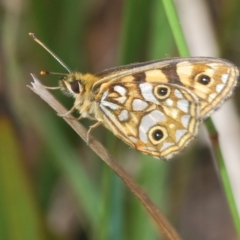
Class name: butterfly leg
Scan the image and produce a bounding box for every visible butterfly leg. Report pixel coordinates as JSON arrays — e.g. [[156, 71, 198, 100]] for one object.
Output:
[[43, 86, 62, 90], [86, 121, 102, 144], [58, 105, 76, 117], [59, 114, 82, 121]]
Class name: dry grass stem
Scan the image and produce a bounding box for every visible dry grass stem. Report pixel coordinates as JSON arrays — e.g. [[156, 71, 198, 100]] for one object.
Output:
[[28, 74, 182, 240]]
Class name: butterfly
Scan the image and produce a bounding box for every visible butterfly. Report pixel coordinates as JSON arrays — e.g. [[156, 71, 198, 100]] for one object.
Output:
[[29, 33, 239, 159]]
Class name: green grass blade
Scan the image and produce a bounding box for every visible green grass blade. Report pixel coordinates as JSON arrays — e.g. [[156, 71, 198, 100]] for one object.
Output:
[[162, 0, 240, 237], [161, 0, 189, 56], [0, 118, 46, 240]]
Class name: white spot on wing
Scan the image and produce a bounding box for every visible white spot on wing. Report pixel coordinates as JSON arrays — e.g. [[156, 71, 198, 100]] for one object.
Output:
[[181, 115, 190, 128], [139, 110, 166, 143], [118, 109, 129, 121], [216, 84, 224, 93], [102, 90, 108, 101], [132, 99, 148, 111], [151, 110, 166, 122], [208, 93, 217, 102], [114, 85, 127, 96], [160, 142, 174, 151], [221, 74, 228, 83], [139, 83, 159, 104], [115, 96, 127, 104], [99, 102, 133, 137], [101, 90, 120, 110], [177, 100, 189, 113], [175, 129, 187, 142], [101, 101, 120, 110], [166, 98, 173, 106], [174, 89, 183, 99], [170, 109, 179, 119]]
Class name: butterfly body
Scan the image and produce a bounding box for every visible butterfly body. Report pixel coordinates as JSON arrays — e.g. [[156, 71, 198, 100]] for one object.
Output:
[[58, 57, 238, 159]]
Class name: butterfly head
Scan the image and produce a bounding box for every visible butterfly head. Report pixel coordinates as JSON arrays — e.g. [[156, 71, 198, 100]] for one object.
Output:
[[59, 73, 84, 97], [59, 72, 100, 97]]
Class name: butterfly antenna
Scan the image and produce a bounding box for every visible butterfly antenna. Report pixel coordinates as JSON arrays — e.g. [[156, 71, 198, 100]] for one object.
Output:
[[29, 32, 71, 73], [40, 71, 68, 76]]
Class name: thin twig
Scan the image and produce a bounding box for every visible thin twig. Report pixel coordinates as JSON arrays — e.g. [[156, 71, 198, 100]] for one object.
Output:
[[28, 74, 182, 240]]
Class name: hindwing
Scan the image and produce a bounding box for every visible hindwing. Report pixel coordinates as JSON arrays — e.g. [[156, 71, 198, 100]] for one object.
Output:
[[96, 80, 200, 159]]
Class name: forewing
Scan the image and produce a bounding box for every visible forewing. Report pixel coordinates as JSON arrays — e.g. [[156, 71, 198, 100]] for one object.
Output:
[[175, 59, 238, 120], [94, 57, 239, 120]]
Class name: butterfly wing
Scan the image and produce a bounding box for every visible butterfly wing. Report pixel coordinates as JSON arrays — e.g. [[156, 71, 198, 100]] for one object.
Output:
[[174, 59, 238, 120], [95, 80, 200, 159], [91, 57, 238, 158], [95, 57, 239, 120]]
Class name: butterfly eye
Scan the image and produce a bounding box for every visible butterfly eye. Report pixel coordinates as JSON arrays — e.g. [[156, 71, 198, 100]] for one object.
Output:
[[197, 74, 211, 85], [148, 126, 167, 145], [70, 80, 81, 93], [154, 85, 171, 99]]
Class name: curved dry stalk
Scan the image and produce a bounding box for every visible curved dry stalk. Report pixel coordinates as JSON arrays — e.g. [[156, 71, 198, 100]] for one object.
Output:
[[28, 74, 182, 240]]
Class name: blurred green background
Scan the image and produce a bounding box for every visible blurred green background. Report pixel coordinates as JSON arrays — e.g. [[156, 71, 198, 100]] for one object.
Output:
[[0, 0, 240, 239]]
